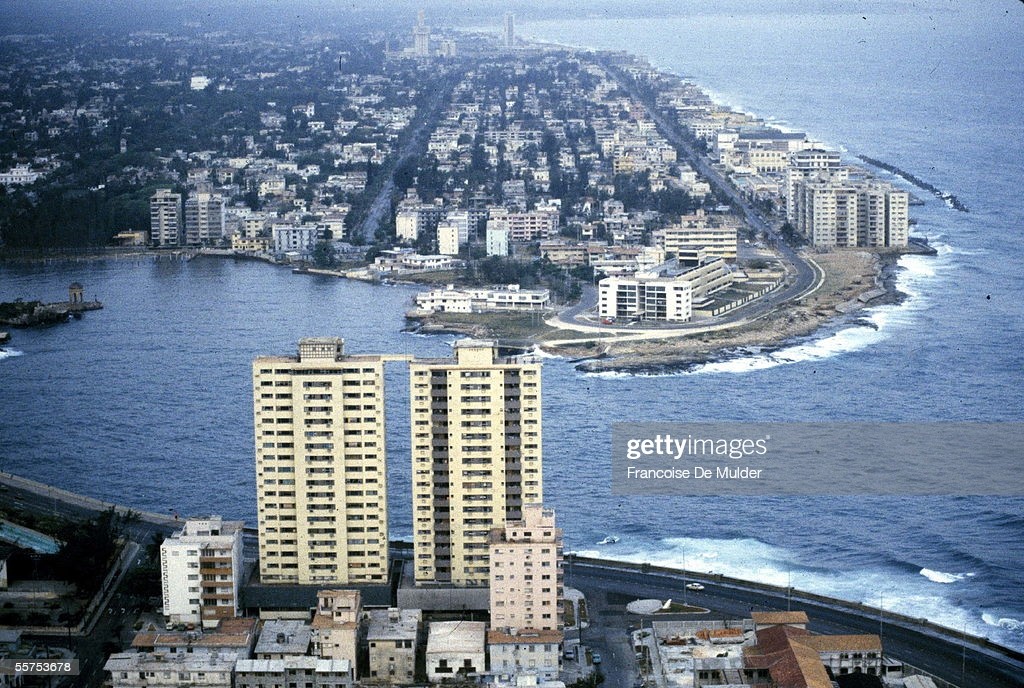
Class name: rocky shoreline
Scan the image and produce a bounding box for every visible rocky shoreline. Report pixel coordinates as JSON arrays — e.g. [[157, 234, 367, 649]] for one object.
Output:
[[561, 250, 908, 374]]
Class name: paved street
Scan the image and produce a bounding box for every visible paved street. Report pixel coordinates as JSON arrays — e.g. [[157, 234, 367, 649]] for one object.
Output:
[[569, 560, 1024, 688]]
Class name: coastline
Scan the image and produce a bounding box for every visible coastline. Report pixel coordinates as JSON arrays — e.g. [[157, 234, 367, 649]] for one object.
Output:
[[406, 247, 919, 373]]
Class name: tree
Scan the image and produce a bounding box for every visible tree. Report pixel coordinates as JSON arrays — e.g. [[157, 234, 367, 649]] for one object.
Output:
[[311, 240, 337, 268]]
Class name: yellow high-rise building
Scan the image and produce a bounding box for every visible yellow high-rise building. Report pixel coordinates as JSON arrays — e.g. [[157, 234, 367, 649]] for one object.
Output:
[[253, 338, 388, 585], [410, 339, 542, 586]]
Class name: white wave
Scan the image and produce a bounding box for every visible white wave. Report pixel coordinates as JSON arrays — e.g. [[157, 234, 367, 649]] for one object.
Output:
[[982, 614, 1024, 631], [919, 568, 974, 584], [0, 348, 24, 362], [598, 536, 1006, 646], [529, 345, 564, 360], [570, 549, 602, 558], [682, 246, 947, 376], [583, 370, 633, 379]]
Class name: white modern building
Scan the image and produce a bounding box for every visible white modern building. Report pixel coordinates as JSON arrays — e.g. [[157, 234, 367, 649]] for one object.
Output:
[[414, 284, 550, 313], [272, 225, 319, 255], [426, 621, 486, 683], [184, 192, 226, 246], [150, 188, 183, 247], [159, 517, 243, 629], [235, 658, 355, 688], [486, 220, 510, 256]]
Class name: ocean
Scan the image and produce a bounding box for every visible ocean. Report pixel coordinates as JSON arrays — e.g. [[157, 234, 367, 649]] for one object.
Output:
[[2, 0, 1023, 651]]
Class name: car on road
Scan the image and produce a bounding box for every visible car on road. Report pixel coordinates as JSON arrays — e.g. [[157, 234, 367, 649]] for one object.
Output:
[[685, 582, 705, 591], [591, 652, 602, 665]]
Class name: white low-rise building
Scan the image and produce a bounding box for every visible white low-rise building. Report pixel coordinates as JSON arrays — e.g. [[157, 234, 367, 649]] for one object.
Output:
[[414, 284, 550, 313], [235, 658, 354, 688], [426, 621, 486, 683], [374, 250, 461, 273], [105, 651, 236, 688], [487, 630, 563, 681]]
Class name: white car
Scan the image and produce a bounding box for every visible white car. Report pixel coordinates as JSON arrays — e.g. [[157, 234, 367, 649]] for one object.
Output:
[[685, 583, 705, 591]]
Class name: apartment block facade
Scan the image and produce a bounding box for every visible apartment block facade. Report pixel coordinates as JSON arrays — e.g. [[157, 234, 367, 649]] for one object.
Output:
[[410, 340, 543, 586], [184, 191, 226, 245], [252, 338, 388, 585], [159, 516, 244, 628], [150, 188, 183, 247], [488, 504, 564, 633]]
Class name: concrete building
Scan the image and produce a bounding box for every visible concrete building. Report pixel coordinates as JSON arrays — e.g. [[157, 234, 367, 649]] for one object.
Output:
[[599, 273, 692, 322], [396, 209, 422, 243], [791, 177, 909, 248], [504, 211, 558, 242], [425, 621, 486, 683], [598, 256, 734, 323], [311, 590, 360, 665], [487, 629, 563, 681], [150, 188, 183, 247], [412, 10, 430, 57], [272, 225, 319, 255], [235, 658, 355, 688], [366, 608, 421, 685], [658, 210, 738, 260], [410, 340, 543, 586], [437, 219, 461, 256], [255, 619, 312, 658], [486, 219, 510, 257], [503, 12, 515, 48], [785, 149, 843, 220], [159, 517, 244, 629], [489, 504, 563, 633], [414, 284, 550, 313], [105, 651, 236, 688], [253, 338, 389, 585], [184, 192, 226, 245]]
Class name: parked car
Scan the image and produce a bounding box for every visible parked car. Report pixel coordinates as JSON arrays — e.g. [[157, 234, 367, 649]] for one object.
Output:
[[686, 582, 705, 591], [591, 652, 602, 665]]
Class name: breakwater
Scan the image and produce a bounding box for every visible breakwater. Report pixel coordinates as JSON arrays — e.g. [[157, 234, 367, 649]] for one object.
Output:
[[857, 154, 969, 212]]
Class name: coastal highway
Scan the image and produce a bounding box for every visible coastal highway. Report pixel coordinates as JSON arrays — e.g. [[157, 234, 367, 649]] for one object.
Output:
[[583, 59, 822, 325], [568, 559, 1024, 688]]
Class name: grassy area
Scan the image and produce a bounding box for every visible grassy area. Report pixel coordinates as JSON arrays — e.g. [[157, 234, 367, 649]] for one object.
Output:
[[578, 598, 589, 624], [655, 602, 709, 614], [415, 310, 556, 341], [564, 600, 576, 627]]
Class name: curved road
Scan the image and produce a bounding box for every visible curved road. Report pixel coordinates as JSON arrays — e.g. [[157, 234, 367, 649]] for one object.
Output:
[[550, 59, 822, 335], [569, 559, 1024, 688]]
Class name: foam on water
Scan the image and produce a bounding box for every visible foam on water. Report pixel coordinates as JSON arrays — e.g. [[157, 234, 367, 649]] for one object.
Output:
[[982, 614, 1024, 632], [681, 244, 951, 376], [0, 348, 24, 362], [604, 536, 1002, 642], [919, 568, 976, 584]]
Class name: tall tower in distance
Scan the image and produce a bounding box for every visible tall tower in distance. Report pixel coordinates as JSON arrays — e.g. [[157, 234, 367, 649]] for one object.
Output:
[[253, 338, 389, 585], [503, 12, 515, 49], [413, 10, 431, 57], [410, 339, 543, 587]]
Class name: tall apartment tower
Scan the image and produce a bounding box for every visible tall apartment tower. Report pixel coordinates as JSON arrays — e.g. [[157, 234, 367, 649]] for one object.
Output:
[[253, 338, 389, 585], [503, 12, 515, 49], [159, 516, 244, 629], [184, 191, 226, 246], [413, 10, 430, 57], [150, 188, 183, 247], [489, 504, 564, 632], [410, 340, 543, 587]]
